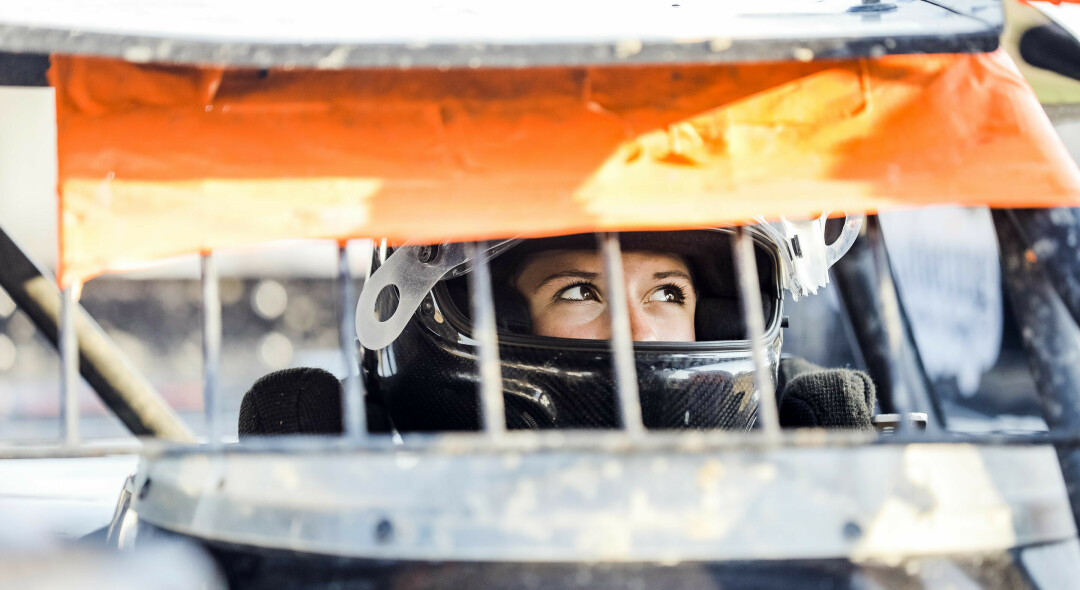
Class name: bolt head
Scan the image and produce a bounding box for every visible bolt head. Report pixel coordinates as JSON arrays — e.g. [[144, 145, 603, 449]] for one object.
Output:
[[417, 245, 439, 264]]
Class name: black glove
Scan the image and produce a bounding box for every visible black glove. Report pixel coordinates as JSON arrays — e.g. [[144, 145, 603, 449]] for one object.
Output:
[[238, 367, 390, 437], [776, 357, 876, 429]]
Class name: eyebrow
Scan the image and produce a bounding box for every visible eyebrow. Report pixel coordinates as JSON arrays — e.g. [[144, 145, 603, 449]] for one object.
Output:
[[535, 270, 600, 290], [534, 269, 693, 290], [654, 270, 694, 283]]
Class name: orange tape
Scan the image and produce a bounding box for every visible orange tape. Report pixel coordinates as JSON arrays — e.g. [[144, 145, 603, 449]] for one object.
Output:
[[51, 51, 1080, 285]]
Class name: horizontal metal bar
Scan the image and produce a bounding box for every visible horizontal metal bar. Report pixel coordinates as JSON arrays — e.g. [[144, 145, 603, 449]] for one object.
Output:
[[0, 1, 1000, 70], [135, 442, 1069, 563], [0, 441, 142, 459], [131, 428, 1080, 469], [5, 423, 1072, 461]]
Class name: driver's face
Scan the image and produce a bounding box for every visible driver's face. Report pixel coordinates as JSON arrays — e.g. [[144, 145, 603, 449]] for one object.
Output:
[[513, 250, 697, 342]]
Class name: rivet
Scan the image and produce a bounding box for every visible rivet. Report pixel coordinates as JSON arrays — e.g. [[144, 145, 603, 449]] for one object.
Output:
[[842, 521, 863, 540], [417, 245, 439, 264], [375, 518, 394, 543]]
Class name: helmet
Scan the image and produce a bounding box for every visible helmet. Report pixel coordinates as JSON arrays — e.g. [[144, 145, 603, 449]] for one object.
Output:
[[356, 217, 862, 432]]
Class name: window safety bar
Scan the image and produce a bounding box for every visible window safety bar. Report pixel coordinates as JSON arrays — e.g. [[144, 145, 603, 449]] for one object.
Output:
[[201, 252, 222, 446], [993, 208, 1080, 535], [598, 232, 646, 435], [829, 216, 939, 428], [59, 283, 80, 446], [864, 217, 915, 431], [338, 242, 368, 440], [733, 227, 781, 440], [468, 241, 507, 436]]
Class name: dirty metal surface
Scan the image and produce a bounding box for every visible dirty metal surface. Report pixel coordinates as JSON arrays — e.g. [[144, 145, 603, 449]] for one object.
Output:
[[130, 442, 1074, 562], [994, 208, 1080, 541], [0, 0, 1000, 69]]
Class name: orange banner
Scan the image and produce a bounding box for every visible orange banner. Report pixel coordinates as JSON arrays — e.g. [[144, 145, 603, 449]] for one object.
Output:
[[51, 50, 1080, 286]]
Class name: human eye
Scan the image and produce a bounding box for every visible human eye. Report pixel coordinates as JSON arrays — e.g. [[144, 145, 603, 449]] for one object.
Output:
[[556, 283, 601, 302], [647, 284, 687, 304]]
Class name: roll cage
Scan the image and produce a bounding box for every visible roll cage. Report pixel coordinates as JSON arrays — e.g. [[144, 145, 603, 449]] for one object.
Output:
[[5, 1, 1080, 587]]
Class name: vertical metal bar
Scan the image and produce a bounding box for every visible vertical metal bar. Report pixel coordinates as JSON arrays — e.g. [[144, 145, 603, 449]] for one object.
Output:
[[999, 208, 1080, 327], [201, 252, 222, 446], [468, 241, 506, 436], [599, 233, 645, 435], [830, 216, 941, 427], [865, 218, 914, 431], [993, 209, 1080, 535], [59, 282, 80, 445], [733, 227, 781, 439], [338, 243, 367, 439], [362, 240, 376, 282]]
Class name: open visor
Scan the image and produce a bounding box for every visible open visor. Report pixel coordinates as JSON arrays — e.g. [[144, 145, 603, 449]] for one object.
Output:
[[439, 230, 780, 344], [357, 216, 861, 350]]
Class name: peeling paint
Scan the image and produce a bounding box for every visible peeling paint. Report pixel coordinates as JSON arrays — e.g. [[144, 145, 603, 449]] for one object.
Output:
[[315, 46, 350, 69], [614, 39, 643, 60], [709, 38, 733, 52], [122, 45, 153, 62], [793, 47, 815, 62]]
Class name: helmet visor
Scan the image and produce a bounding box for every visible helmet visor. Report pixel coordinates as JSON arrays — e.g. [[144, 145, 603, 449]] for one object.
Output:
[[437, 229, 781, 345]]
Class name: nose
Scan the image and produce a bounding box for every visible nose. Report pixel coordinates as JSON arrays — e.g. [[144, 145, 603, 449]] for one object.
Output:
[[626, 300, 659, 342]]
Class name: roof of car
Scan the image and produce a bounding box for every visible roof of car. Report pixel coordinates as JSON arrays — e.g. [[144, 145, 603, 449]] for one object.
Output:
[[0, 0, 1001, 68]]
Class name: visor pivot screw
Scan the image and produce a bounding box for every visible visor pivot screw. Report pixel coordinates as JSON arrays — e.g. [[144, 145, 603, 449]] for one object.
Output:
[[417, 245, 439, 264]]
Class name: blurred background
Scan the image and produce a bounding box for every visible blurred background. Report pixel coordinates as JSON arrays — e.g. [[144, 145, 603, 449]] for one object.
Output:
[[0, 86, 373, 443]]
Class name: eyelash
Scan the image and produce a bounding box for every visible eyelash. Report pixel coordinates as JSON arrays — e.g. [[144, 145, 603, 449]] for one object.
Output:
[[552, 282, 689, 304], [653, 283, 688, 305], [553, 281, 601, 303]]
